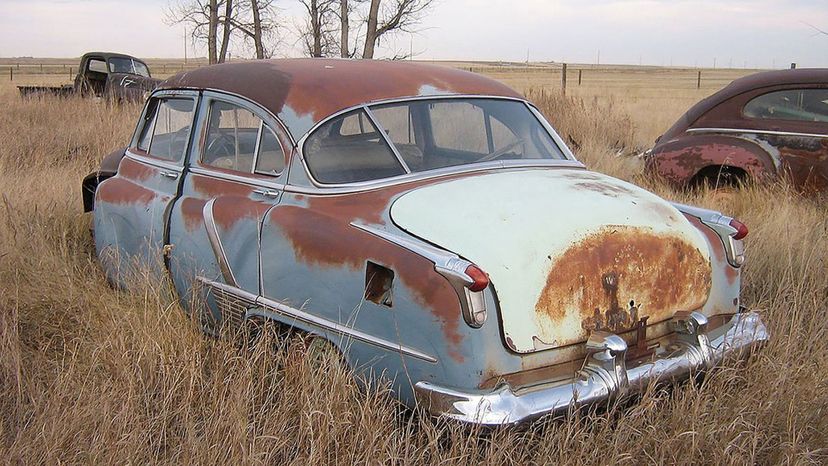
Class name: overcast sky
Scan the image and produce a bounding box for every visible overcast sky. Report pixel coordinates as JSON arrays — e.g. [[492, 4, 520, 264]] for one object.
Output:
[[2, 0, 827, 68]]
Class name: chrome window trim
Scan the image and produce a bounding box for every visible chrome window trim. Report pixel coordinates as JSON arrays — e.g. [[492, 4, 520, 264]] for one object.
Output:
[[188, 166, 286, 191], [125, 150, 185, 172], [281, 160, 585, 195], [363, 106, 411, 173], [203, 199, 239, 287], [295, 95, 581, 190], [142, 93, 199, 164], [687, 127, 828, 139]]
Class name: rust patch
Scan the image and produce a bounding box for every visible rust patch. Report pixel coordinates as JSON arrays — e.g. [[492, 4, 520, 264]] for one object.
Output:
[[179, 197, 206, 232], [572, 181, 636, 197], [191, 174, 254, 199], [212, 197, 273, 230], [96, 177, 156, 206], [118, 157, 155, 182], [272, 202, 465, 361], [535, 226, 711, 345]]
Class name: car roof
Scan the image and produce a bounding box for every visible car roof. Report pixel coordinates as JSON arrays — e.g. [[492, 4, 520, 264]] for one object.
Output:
[[157, 58, 524, 139], [81, 52, 147, 63], [659, 68, 828, 142]]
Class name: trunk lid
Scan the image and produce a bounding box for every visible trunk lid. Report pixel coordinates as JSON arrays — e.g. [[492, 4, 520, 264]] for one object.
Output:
[[390, 168, 712, 353]]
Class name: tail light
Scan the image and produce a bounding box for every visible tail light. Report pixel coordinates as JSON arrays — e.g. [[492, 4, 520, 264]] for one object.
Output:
[[729, 218, 748, 240], [465, 264, 490, 292]]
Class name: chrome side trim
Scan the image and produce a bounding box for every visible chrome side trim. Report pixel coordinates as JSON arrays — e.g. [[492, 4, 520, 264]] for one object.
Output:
[[351, 222, 460, 265], [414, 311, 769, 425], [188, 166, 286, 190], [671, 202, 745, 268], [195, 277, 437, 363], [687, 127, 828, 139], [282, 160, 585, 195], [202, 199, 239, 287]]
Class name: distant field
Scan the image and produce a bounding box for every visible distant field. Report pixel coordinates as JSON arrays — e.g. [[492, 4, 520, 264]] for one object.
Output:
[[0, 58, 759, 146]]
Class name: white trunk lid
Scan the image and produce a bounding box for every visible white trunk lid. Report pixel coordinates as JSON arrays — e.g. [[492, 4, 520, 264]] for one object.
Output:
[[390, 169, 712, 353]]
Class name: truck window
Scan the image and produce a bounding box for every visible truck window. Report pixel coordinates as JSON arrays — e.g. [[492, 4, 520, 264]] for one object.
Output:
[[88, 59, 107, 74]]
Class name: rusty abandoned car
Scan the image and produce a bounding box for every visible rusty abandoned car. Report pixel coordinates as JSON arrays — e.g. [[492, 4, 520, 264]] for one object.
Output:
[[18, 52, 160, 100], [84, 59, 769, 425], [646, 68, 828, 192]]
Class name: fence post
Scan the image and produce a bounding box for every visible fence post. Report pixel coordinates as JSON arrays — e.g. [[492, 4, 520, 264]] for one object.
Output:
[[40, 63, 43, 72], [9, 68, 12, 81], [578, 69, 582, 86], [697, 70, 701, 89], [69, 67, 73, 80], [561, 63, 567, 95]]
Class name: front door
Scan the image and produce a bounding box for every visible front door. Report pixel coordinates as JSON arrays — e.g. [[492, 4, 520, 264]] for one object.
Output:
[[94, 91, 198, 286], [166, 92, 291, 331]]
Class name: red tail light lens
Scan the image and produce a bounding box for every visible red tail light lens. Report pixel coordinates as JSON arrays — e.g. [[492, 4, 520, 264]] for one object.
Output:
[[464, 264, 490, 292], [729, 218, 748, 240]]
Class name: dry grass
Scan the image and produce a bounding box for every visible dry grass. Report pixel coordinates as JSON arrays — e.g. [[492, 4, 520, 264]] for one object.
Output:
[[1, 66, 827, 465]]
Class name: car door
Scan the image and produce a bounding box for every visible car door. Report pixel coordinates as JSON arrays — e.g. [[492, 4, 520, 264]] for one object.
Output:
[[166, 91, 291, 332], [742, 86, 828, 191], [94, 90, 198, 286]]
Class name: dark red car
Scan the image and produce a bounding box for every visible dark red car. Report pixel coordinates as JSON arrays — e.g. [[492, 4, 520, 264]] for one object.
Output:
[[646, 69, 828, 192]]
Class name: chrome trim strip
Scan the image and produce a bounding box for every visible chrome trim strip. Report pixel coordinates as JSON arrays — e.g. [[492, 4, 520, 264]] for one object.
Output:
[[687, 127, 828, 139], [351, 222, 460, 265], [254, 294, 438, 363], [202, 199, 239, 287], [196, 278, 437, 362], [283, 160, 585, 195], [414, 311, 769, 425], [188, 166, 286, 190], [125, 150, 184, 172]]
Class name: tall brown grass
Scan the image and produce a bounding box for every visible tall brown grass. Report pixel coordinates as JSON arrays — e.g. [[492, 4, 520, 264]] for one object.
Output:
[[1, 80, 827, 465]]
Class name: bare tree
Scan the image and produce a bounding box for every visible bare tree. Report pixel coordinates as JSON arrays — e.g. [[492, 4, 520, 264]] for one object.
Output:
[[361, 0, 433, 59], [340, 0, 349, 58], [298, 0, 338, 57], [168, 0, 280, 61]]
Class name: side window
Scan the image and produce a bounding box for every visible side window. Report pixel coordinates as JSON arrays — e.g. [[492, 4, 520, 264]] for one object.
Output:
[[490, 116, 523, 156], [304, 109, 405, 184], [255, 125, 285, 175], [744, 89, 828, 123], [88, 59, 107, 74], [430, 102, 489, 154], [137, 97, 195, 162], [202, 100, 261, 172], [370, 104, 422, 170]]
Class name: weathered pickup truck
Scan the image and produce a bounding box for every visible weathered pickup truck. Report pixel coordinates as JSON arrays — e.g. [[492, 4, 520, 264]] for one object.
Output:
[[18, 52, 160, 101]]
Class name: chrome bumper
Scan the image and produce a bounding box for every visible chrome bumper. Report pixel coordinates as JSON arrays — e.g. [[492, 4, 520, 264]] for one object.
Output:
[[414, 311, 768, 425]]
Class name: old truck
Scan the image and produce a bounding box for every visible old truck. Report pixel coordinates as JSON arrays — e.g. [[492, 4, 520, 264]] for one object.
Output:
[[17, 52, 160, 101]]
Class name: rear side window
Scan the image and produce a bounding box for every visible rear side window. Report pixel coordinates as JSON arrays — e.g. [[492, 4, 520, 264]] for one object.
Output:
[[303, 109, 405, 184], [202, 100, 285, 175], [744, 89, 828, 123], [136, 97, 195, 162]]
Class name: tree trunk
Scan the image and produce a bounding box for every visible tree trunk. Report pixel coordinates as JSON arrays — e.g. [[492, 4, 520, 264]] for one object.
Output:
[[362, 0, 380, 59], [340, 0, 349, 58], [251, 0, 264, 59], [218, 0, 233, 63], [311, 0, 322, 57], [208, 0, 218, 64]]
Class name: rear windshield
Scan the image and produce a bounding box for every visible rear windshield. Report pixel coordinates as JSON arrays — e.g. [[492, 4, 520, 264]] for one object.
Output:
[[302, 98, 565, 184]]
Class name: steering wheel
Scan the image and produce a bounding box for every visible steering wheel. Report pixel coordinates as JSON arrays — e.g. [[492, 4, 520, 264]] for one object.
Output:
[[476, 138, 524, 163], [205, 132, 236, 158]]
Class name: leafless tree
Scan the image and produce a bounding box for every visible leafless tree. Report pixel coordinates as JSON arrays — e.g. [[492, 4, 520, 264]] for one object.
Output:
[[361, 0, 434, 59], [340, 0, 349, 58], [298, 0, 338, 57], [167, 0, 280, 61]]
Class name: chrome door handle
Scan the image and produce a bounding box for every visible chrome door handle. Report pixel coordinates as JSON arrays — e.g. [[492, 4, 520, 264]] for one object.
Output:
[[161, 171, 179, 180], [253, 189, 280, 198]]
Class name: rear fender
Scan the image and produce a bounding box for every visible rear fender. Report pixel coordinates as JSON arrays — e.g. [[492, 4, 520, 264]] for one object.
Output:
[[82, 147, 126, 212], [650, 134, 777, 186]]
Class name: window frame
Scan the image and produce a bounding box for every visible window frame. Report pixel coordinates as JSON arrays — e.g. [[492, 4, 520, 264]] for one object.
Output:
[[742, 86, 828, 124], [129, 90, 199, 165], [193, 91, 290, 178], [297, 95, 574, 188]]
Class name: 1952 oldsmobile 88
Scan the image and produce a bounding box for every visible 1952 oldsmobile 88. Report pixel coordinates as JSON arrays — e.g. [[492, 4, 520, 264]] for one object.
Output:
[[84, 59, 769, 425]]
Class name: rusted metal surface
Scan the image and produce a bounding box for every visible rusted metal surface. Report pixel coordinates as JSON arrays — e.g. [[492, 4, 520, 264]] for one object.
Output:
[[649, 68, 828, 192], [535, 226, 711, 345], [159, 59, 522, 138]]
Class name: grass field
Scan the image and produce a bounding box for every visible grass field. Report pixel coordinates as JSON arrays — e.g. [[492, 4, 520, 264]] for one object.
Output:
[[1, 61, 826, 464]]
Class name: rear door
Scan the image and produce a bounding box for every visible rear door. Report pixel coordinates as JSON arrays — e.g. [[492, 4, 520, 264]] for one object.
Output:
[[166, 91, 291, 331], [94, 90, 198, 284]]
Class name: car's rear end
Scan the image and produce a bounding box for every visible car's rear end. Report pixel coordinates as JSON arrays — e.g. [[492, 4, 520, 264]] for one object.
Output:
[[388, 168, 767, 425]]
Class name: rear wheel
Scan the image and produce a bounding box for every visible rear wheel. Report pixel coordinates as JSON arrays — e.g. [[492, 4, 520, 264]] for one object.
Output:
[[691, 165, 748, 190]]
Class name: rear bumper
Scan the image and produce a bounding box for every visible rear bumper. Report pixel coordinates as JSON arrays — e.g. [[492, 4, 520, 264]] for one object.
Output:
[[414, 311, 768, 425]]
